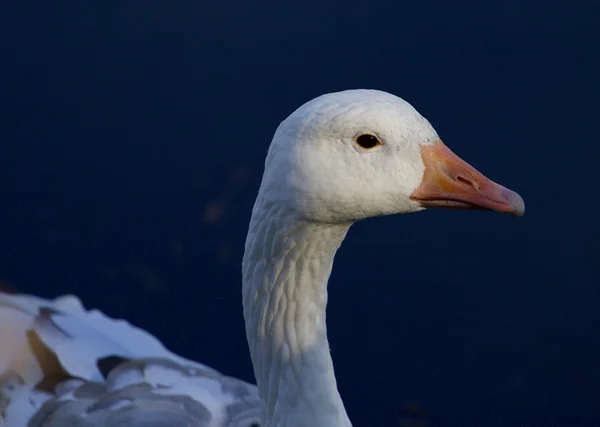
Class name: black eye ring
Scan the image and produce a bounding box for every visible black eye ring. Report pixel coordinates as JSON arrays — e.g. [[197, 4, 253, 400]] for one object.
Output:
[[354, 133, 382, 149]]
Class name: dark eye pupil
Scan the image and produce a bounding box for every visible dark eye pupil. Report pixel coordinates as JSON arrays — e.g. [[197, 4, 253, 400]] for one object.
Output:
[[356, 134, 380, 149]]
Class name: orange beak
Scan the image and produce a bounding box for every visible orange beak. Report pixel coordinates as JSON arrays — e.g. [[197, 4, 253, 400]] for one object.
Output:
[[410, 140, 525, 216]]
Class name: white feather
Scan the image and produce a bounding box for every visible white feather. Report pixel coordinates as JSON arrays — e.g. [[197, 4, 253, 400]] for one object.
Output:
[[2, 89, 522, 427], [0, 293, 260, 427]]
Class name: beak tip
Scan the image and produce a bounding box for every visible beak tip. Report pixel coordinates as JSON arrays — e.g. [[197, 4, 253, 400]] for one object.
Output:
[[505, 189, 525, 217]]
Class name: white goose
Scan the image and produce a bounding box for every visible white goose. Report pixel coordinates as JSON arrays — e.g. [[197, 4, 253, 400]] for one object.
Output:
[[0, 89, 524, 427]]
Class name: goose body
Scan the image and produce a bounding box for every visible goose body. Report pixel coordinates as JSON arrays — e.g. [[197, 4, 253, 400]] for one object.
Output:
[[0, 89, 524, 426], [0, 293, 260, 426]]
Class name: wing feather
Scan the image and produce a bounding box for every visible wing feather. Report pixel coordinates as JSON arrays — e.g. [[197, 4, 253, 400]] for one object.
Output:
[[0, 293, 260, 427]]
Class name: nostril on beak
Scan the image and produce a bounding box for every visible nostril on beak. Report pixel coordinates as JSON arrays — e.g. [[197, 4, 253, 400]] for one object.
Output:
[[456, 175, 478, 190]]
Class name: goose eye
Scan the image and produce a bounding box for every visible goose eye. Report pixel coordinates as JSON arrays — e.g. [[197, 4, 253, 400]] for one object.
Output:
[[355, 133, 382, 149]]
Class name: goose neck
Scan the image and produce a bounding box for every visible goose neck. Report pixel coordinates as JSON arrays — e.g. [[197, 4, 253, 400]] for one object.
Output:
[[242, 202, 352, 427]]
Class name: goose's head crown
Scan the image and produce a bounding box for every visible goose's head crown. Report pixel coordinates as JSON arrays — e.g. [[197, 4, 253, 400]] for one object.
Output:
[[259, 89, 524, 223]]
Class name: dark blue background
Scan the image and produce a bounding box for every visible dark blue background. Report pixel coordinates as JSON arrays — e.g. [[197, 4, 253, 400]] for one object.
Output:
[[1, 1, 598, 426]]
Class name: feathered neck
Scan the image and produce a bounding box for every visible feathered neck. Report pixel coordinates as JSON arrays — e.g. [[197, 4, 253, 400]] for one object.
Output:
[[242, 196, 352, 427]]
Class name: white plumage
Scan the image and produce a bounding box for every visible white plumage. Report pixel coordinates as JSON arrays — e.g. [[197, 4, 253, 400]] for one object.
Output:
[[0, 293, 260, 426], [1, 89, 524, 427]]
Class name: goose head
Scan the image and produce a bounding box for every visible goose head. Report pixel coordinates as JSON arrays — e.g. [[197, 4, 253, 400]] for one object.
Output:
[[259, 89, 524, 223]]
